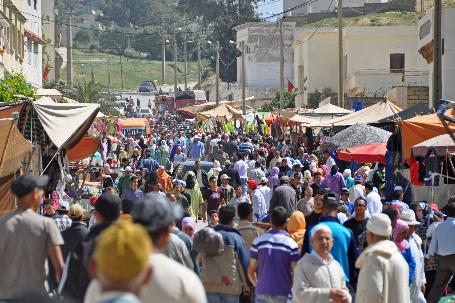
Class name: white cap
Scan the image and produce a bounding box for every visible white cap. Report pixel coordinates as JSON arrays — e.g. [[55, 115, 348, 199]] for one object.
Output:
[[310, 224, 332, 239], [220, 174, 231, 180], [125, 166, 133, 172], [366, 213, 392, 237], [260, 177, 268, 184], [58, 201, 70, 211], [401, 210, 420, 225]]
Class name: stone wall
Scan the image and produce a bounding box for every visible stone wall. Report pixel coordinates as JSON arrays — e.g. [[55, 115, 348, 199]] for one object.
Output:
[[406, 86, 429, 106]]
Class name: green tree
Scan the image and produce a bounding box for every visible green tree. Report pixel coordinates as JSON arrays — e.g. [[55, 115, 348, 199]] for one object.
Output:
[[0, 74, 35, 103], [99, 30, 129, 56], [258, 91, 295, 112]]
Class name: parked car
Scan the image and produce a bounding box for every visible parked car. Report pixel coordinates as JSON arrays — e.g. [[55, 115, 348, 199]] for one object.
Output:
[[137, 107, 152, 118], [172, 161, 214, 179], [115, 100, 126, 117], [138, 81, 157, 92]]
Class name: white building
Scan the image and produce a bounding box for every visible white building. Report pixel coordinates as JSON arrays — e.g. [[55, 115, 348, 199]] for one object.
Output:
[[283, 0, 388, 16], [418, 8, 455, 107], [293, 25, 429, 107], [0, 0, 26, 78], [22, 0, 43, 88], [41, 0, 55, 82], [234, 22, 295, 91]]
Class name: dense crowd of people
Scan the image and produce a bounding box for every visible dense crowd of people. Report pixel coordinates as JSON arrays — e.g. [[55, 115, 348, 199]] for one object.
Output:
[[0, 112, 455, 303]]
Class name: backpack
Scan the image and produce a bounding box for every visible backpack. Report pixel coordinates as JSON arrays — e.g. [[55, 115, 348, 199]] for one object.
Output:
[[193, 227, 224, 257], [194, 227, 248, 295]]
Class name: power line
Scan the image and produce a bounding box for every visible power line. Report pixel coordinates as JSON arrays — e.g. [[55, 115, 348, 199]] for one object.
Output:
[[293, 0, 336, 46]]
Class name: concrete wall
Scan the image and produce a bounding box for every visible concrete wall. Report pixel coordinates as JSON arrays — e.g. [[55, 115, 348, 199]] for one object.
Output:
[[344, 26, 429, 95], [235, 22, 295, 89], [22, 0, 42, 88], [2, 0, 25, 77], [387, 86, 429, 108], [41, 0, 55, 82], [418, 8, 455, 107]]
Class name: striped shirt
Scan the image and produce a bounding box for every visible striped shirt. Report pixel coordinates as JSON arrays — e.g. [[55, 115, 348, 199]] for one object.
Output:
[[250, 230, 299, 297]]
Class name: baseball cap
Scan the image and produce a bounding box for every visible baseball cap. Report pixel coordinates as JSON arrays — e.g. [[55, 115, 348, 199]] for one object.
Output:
[[124, 166, 133, 172], [260, 177, 268, 184], [340, 188, 349, 195], [394, 185, 403, 192], [366, 213, 392, 237], [95, 220, 152, 282], [58, 201, 70, 212], [323, 193, 340, 207], [94, 194, 121, 222], [294, 172, 303, 179], [354, 175, 363, 182], [220, 174, 231, 180], [132, 192, 183, 234], [11, 175, 49, 199], [69, 203, 84, 219]]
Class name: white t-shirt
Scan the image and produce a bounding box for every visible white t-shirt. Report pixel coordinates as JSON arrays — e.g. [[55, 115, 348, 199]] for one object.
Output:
[[84, 253, 207, 303]]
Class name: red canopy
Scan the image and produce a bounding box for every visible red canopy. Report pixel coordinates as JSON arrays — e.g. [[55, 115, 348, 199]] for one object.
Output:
[[337, 143, 387, 164]]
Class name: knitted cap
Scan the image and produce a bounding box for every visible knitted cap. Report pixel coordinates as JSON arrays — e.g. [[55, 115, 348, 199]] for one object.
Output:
[[366, 213, 392, 237], [95, 221, 152, 282]]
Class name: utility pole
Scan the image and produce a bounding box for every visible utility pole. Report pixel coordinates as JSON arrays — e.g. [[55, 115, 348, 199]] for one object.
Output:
[[173, 20, 178, 93], [241, 41, 246, 115], [279, 18, 284, 110], [433, 0, 442, 108], [120, 54, 124, 91], [215, 42, 220, 105], [161, 25, 166, 85], [197, 39, 201, 89], [107, 57, 111, 93], [338, 0, 344, 108], [183, 33, 188, 90], [67, 10, 73, 88]]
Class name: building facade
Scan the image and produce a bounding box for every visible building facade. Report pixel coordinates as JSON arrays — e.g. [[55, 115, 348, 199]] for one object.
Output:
[[0, 0, 25, 78], [283, 0, 389, 17], [23, 0, 43, 88], [234, 22, 295, 92], [418, 8, 455, 107], [293, 25, 429, 107]]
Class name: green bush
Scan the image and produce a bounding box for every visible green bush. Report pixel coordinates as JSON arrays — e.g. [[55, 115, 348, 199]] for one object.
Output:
[[0, 73, 35, 103]]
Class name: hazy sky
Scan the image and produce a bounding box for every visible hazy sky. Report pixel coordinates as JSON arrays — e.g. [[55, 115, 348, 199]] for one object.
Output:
[[256, 0, 283, 18]]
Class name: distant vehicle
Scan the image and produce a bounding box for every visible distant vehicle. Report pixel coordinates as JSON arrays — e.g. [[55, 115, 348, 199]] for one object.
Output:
[[137, 108, 152, 118], [138, 81, 157, 92], [172, 160, 214, 179], [156, 90, 207, 113], [115, 100, 126, 117]]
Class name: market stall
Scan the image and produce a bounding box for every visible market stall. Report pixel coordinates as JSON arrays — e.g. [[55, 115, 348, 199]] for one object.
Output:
[[401, 108, 455, 160], [324, 123, 391, 151], [311, 100, 402, 127], [0, 118, 33, 215], [337, 143, 387, 164]]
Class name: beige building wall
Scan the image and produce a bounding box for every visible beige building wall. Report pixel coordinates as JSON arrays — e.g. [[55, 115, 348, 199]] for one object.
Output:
[[293, 28, 338, 107], [1, 0, 25, 78]]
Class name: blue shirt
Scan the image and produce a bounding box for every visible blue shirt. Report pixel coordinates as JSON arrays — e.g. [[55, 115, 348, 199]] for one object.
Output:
[[429, 217, 455, 256], [189, 141, 205, 159]]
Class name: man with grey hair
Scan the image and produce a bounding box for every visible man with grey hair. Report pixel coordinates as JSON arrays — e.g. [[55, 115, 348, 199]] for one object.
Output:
[[356, 213, 410, 303], [293, 224, 351, 303]]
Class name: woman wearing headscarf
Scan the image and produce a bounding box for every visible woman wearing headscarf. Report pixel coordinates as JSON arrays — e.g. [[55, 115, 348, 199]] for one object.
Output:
[[393, 219, 416, 285], [287, 211, 306, 253], [208, 160, 222, 180], [343, 169, 355, 189], [158, 140, 171, 170], [156, 166, 173, 193], [181, 217, 197, 239], [184, 171, 204, 221], [268, 166, 280, 190]]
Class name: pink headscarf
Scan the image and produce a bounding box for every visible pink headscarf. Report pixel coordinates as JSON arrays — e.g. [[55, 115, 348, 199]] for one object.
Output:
[[182, 217, 197, 238], [393, 219, 409, 252], [320, 165, 329, 177]]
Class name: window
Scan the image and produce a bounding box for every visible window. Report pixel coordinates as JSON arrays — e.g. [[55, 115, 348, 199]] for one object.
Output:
[[33, 43, 38, 67], [26, 40, 31, 64], [390, 53, 405, 73], [33, 0, 37, 10]]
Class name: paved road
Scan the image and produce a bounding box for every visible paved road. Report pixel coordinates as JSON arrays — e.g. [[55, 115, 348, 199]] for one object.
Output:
[[116, 92, 155, 109]]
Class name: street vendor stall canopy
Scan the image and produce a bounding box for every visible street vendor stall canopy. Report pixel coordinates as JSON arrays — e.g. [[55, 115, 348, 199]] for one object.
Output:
[[197, 103, 243, 120], [401, 108, 455, 159], [337, 143, 387, 164], [376, 103, 433, 124], [265, 111, 316, 126], [311, 100, 402, 127], [0, 118, 33, 177], [18, 100, 100, 150], [412, 134, 455, 157], [325, 123, 392, 150]]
